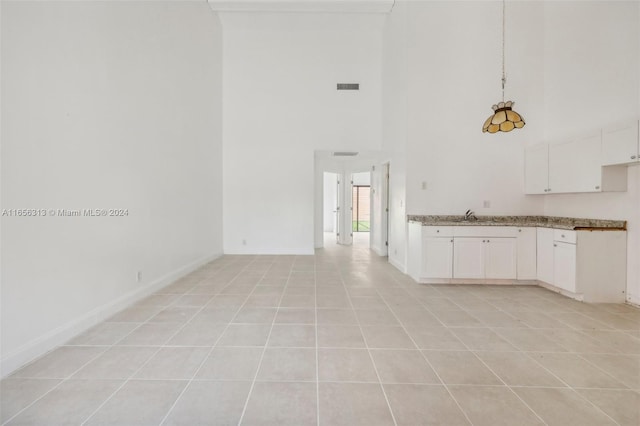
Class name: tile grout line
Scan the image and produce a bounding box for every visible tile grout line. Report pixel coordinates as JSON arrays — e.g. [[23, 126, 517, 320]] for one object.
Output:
[[340, 268, 399, 426], [80, 260, 253, 426], [0, 268, 224, 426], [235, 259, 294, 426], [372, 285, 475, 426], [314, 263, 321, 426], [519, 350, 623, 426], [157, 258, 272, 426], [420, 284, 623, 426], [416, 289, 551, 425]]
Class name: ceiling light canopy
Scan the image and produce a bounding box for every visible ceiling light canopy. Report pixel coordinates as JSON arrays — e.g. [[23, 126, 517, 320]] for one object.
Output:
[[483, 0, 525, 134]]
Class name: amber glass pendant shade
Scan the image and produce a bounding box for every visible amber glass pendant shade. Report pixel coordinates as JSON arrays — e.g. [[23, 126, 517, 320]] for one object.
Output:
[[482, 101, 525, 133]]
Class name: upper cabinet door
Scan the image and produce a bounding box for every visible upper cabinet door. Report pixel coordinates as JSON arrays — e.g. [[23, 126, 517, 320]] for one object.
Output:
[[548, 140, 575, 194], [572, 132, 603, 192], [549, 132, 602, 193], [524, 144, 549, 194], [602, 120, 639, 166]]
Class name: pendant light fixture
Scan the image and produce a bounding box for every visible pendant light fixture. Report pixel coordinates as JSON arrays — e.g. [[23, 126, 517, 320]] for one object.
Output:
[[482, 0, 525, 133]]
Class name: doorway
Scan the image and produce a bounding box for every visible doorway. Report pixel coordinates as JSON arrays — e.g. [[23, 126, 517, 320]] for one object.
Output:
[[351, 171, 371, 248]]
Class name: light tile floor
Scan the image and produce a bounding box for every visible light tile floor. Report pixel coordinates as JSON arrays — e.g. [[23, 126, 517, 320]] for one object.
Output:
[[2, 244, 640, 425]]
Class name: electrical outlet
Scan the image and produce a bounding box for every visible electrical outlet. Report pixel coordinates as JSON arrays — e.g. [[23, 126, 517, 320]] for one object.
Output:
[[483, 200, 491, 208], [136, 271, 142, 283], [421, 181, 428, 190], [242, 239, 247, 246]]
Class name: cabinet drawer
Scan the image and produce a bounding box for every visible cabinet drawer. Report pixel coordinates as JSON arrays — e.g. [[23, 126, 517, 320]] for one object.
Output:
[[423, 226, 454, 237], [553, 229, 576, 244]]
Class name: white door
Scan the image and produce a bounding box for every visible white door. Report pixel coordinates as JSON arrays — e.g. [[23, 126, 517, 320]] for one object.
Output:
[[453, 238, 485, 279], [382, 163, 390, 256], [525, 144, 549, 194], [484, 238, 517, 279], [336, 173, 352, 245], [536, 228, 554, 284], [602, 120, 639, 166], [422, 237, 454, 279], [554, 241, 577, 293], [335, 176, 341, 244]]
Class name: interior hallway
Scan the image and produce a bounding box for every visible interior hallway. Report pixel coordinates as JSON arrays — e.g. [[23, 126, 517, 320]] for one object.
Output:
[[1, 250, 639, 425]]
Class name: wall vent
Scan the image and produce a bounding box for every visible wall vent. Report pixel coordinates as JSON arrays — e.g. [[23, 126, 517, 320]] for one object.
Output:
[[333, 152, 359, 157], [337, 83, 359, 91]]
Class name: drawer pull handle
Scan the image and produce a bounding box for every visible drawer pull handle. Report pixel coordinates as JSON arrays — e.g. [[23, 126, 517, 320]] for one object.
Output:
[[436, 230, 440, 233], [554, 244, 557, 247], [632, 155, 637, 160]]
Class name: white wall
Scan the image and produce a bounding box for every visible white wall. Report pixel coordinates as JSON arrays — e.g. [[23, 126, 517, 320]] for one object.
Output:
[[404, 1, 545, 216], [382, 1, 546, 273], [1, 1, 224, 375], [352, 171, 371, 186], [382, 1, 409, 271], [222, 12, 384, 254], [541, 1, 640, 304]]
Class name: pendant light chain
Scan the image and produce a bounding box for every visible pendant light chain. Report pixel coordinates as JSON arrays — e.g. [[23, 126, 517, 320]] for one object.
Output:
[[501, 0, 506, 102], [482, 0, 525, 133]]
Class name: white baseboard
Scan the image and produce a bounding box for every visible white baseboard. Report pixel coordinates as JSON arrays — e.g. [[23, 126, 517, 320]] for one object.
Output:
[[224, 248, 315, 255], [388, 256, 406, 273], [1, 251, 222, 378], [371, 244, 388, 257]]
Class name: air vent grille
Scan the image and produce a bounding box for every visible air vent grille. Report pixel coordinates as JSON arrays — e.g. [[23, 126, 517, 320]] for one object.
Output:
[[337, 83, 359, 91], [333, 152, 359, 157]]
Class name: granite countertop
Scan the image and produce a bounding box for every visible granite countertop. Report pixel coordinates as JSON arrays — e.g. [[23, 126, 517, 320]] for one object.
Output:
[[407, 215, 627, 230]]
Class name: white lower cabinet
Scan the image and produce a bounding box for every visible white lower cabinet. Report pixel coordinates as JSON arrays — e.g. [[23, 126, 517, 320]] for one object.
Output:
[[408, 223, 626, 302], [485, 238, 518, 279], [536, 228, 554, 284], [453, 238, 485, 279], [409, 225, 529, 282], [553, 241, 577, 293], [537, 228, 627, 302], [422, 237, 454, 279], [453, 237, 517, 280]]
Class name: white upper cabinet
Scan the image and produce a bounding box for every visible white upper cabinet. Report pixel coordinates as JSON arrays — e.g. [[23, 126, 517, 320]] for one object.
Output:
[[549, 133, 603, 193], [602, 119, 639, 166], [525, 129, 627, 195], [524, 144, 549, 194]]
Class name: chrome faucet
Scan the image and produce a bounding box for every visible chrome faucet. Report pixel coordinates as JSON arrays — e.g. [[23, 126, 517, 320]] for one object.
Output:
[[464, 209, 477, 221]]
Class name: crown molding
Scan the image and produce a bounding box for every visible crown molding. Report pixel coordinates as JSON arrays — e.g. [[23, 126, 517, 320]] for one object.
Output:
[[208, 0, 394, 14]]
